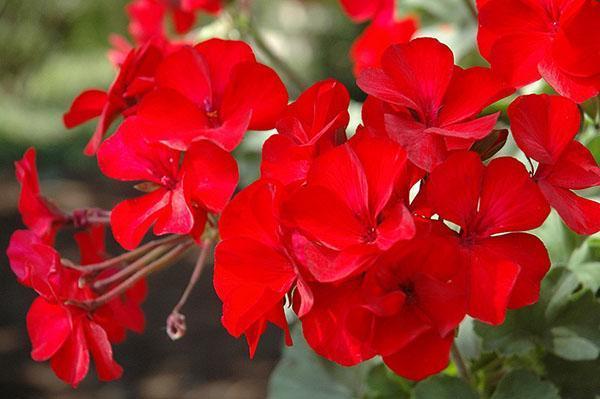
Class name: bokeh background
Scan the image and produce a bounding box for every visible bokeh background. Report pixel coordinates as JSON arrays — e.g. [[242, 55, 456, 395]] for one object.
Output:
[[0, 0, 505, 397]]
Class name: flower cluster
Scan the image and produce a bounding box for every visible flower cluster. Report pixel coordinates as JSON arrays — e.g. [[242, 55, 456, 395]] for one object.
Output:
[[6, 0, 600, 388]]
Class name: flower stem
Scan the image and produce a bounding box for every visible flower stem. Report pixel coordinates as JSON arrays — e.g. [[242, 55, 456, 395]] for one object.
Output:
[[166, 236, 215, 340], [451, 343, 472, 384], [70, 241, 194, 311], [462, 0, 478, 20]]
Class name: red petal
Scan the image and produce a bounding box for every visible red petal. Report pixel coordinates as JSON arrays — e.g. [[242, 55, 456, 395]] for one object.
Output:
[[507, 94, 581, 164], [171, 8, 196, 34], [63, 89, 107, 128], [182, 140, 239, 212], [357, 68, 416, 109], [218, 179, 283, 246], [153, 185, 194, 236], [300, 279, 375, 366], [383, 330, 453, 381], [539, 180, 600, 235], [27, 297, 72, 361], [260, 134, 315, 185], [539, 55, 599, 103], [544, 141, 600, 190], [84, 321, 123, 381], [426, 151, 484, 230], [415, 274, 467, 336], [220, 62, 288, 131], [194, 39, 255, 103], [438, 67, 512, 126], [155, 46, 212, 106], [50, 319, 90, 388], [467, 244, 520, 325], [481, 233, 550, 309], [375, 202, 416, 250], [110, 189, 171, 250], [475, 157, 550, 235], [427, 112, 499, 140], [97, 118, 180, 183], [284, 186, 366, 250]]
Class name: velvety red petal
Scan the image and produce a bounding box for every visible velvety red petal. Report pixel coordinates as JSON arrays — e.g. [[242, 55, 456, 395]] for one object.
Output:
[[63, 89, 107, 128], [427, 112, 499, 140], [415, 274, 467, 336], [194, 39, 256, 103], [110, 188, 171, 250], [27, 297, 72, 361], [260, 134, 315, 185], [481, 233, 550, 309], [475, 157, 550, 235], [467, 244, 520, 325], [539, 55, 599, 103], [284, 185, 366, 250], [97, 118, 180, 183], [84, 321, 123, 381], [544, 141, 600, 190], [375, 202, 416, 250], [182, 140, 239, 212], [357, 68, 417, 109], [171, 8, 196, 34], [220, 62, 288, 131], [507, 94, 581, 164], [426, 151, 484, 230], [155, 46, 212, 106], [383, 330, 453, 381], [50, 319, 90, 388], [153, 185, 194, 236], [439, 67, 512, 126], [539, 180, 600, 235], [300, 279, 375, 366]]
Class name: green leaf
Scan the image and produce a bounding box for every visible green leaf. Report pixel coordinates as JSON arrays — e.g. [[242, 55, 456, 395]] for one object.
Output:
[[544, 354, 600, 399], [491, 370, 560, 399], [267, 325, 369, 399], [475, 268, 600, 362], [364, 364, 412, 399], [413, 375, 479, 399]]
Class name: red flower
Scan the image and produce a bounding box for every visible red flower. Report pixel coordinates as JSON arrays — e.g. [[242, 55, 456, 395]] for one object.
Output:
[[261, 79, 350, 185], [284, 135, 415, 283], [350, 15, 417, 76], [15, 148, 68, 244], [425, 152, 551, 324], [64, 42, 165, 155], [508, 94, 600, 234], [132, 39, 288, 152], [7, 230, 123, 387], [127, 0, 222, 44], [357, 38, 511, 172], [339, 0, 394, 22], [348, 219, 466, 379], [214, 180, 309, 356], [477, 0, 600, 103], [97, 118, 238, 250]]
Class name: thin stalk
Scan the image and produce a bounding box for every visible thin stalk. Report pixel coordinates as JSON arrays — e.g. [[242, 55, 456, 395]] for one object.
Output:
[[62, 235, 185, 274], [451, 343, 472, 384], [70, 241, 194, 311], [462, 0, 478, 20], [166, 237, 215, 340]]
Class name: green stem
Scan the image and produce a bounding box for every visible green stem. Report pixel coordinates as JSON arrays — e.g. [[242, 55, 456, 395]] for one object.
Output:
[[451, 343, 473, 384], [462, 0, 478, 20]]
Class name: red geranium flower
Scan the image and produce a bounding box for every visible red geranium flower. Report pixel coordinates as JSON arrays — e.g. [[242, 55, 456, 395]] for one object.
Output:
[[339, 0, 394, 22], [508, 94, 600, 234], [214, 179, 313, 356], [357, 38, 511, 172], [347, 219, 466, 380], [350, 15, 417, 76], [127, 0, 222, 44], [284, 135, 415, 283], [131, 39, 288, 152], [477, 0, 600, 103], [425, 152, 551, 325], [15, 148, 68, 244], [261, 79, 350, 185], [64, 42, 165, 155], [7, 230, 124, 387], [97, 118, 238, 250]]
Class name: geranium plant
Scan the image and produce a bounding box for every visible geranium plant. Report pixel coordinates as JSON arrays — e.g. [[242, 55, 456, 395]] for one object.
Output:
[[6, 0, 600, 397]]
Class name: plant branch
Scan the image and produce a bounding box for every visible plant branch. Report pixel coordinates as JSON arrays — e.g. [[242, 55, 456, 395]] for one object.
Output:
[[451, 343, 472, 384], [166, 236, 215, 340]]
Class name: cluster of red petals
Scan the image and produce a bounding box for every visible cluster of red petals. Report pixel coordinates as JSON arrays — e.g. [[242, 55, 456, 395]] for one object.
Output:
[[508, 94, 600, 234], [127, 0, 222, 44], [358, 38, 512, 172], [339, 0, 394, 22], [8, 150, 147, 386], [477, 0, 600, 103]]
